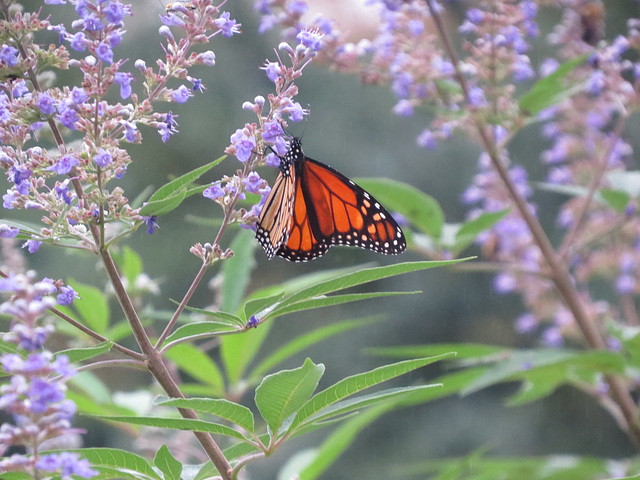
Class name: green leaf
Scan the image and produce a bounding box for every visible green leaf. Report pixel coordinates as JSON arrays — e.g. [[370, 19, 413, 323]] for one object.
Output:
[[453, 209, 510, 252], [250, 317, 381, 381], [268, 260, 467, 320], [599, 189, 631, 212], [289, 353, 454, 432], [255, 358, 325, 434], [91, 415, 248, 441], [162, 321, 242, 347], [140, 156, 225, 217], [292, 384, 439, 438], [221, 319, 272, 386], [164, 343, 224, 391], [221, 229, 257, 314], [56, 341, 113, 364], [154, 445, 182, 480], [59, 280, 110, 334], [297, 404, 390, 480], [461, 349, 625, 404], [73, 447, 162, 480], [268, 291, 419, 319], [519, 55, 588, 115], [243, 291, 286, 321], [356, 178, 445, 238], [180, 304, 244, 326], [158, 397, 255, 433]]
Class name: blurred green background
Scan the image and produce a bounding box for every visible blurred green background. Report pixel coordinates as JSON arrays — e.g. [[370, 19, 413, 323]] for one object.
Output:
[[4, 0, 640, 478]]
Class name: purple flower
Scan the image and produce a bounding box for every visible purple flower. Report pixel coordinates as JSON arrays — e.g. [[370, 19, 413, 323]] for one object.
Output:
[[57, 285, 78, 306], [158, 111, 178, 143], [417, 129, 437, 150], [586, 70, 605, 96], [45, 0, 67, 3], [83, 14, 104, 31], [0, 45, 19, 67], [493, 272, 516, 293], [542, 327, 564, 348], [172, 85, 192, 104], [22, 239, 42, 253], [468, 87, 487, 106], [95, 43, 113, 63], [190, 78, 204, 92], [144, 216, 159, 234], [114, 72, 133, 99], [199, 50, 216, 66], [108, 30, 123, 48], [70, 32, 88, 52], [204, 183, 225, 200], [265, 152, 280, 167], [247, 315, 259, 328], [3, 191, 17, 209], [262, 120, 283, 143], [230, 128, 256, 163], [287, 102, 305, 122], [513, 56, 535, 81], [47, 154, 79, 175], [0, 224, 19, 238], [261, 61, 281, 82], [215, 12, 240, 37], [540, 58, 559, 77], [70, 86, 89, 104], [297, 29, 323, 51], [55, 180, 73, 205], [104, 1, 126, 23], [466, 8, 484, 25], [29, 377, 65, 413], [58, 105, 79, 130], [38, 452, 97, 479], [243, 171, 264, 194], [515, 313, 537, 334], [12, 79, 28, 97], [393, 99, 414, 117], [36, 93, 56, 115], [392, 71, 413, 99], [616, 275, 635, 295], [122, 121, 138, 142], [93, 148, 112, 167], [48, 23, 67, 42]]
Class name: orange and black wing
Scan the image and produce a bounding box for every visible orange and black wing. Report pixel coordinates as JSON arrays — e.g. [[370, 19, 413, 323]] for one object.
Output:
[[277, 155, 406, 262], [255, 161, 296, 259]]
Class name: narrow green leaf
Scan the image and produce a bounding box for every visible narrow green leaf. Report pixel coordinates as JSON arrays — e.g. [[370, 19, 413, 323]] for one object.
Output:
[[221, 229, 257, 314], [290, 353, 454, 432], [454, 209, 509, 251], [154, 445, 182, 480], [221, 319, 272, 385], [461, 349, 625, 402], [267, 291, 419, 320], [164, 343, 224, 390], [73, 447, 161, 480], [0, 473, 32, 480], [519, 55, 588, 115], [144, 155, 226, 203], [356, 178, 445, 238], [599, 188, 631, 212], [243, 291, 286, 320], [298, 405, 389, 480], [255, 358, 325, 434], [293, 385, 438, 436], [181, 304, 244, 326], [56, 341, 113, 364], [250, 317, 381, 381], [162, 321, 242, 347], [278, 260, 467, 313], [139, 188, 187, 216], [91, 415, 248, 441], [158, 397, 255, 433]]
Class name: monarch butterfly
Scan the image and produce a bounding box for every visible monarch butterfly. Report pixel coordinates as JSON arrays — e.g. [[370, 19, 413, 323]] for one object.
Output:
[[256, 138, 407, 262]]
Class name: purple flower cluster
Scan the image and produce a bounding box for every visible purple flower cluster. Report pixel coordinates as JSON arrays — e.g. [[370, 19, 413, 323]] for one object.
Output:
[[0, 272, 94, 478]]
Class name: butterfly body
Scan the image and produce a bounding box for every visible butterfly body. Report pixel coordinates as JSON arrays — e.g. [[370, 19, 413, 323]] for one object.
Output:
[[256, 138, 406, 262]]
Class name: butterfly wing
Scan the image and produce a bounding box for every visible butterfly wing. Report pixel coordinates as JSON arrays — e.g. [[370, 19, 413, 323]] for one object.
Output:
[[255, 161, 296, 259], [276, 155, 406, 262]]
